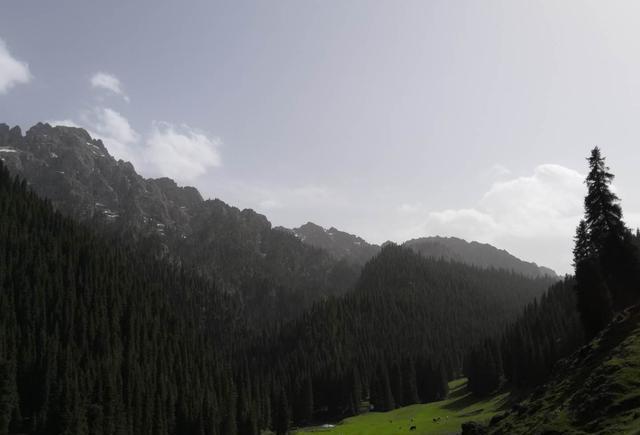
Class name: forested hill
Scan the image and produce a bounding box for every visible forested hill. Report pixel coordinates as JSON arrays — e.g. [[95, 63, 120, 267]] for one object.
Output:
[[404, 236, 557, 278], [246, 245, 555, 423], [0, 123, 359, 325]]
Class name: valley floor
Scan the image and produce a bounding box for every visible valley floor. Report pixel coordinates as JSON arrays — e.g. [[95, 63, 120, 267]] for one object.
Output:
[[296, 379, 507, 435]]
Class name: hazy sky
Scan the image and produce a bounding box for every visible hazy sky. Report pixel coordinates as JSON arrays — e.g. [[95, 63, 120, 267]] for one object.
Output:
[[2, 1, 640, 274]]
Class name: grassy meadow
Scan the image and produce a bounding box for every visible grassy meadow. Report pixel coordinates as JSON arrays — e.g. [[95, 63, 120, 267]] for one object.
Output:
[[296, 378, 508, 435]]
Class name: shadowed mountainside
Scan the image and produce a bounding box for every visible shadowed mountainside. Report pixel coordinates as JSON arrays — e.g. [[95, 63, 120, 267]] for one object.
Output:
[[0, 122, 359, 325]]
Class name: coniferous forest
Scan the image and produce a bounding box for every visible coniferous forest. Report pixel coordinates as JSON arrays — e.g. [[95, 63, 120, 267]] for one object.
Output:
[[1, 119, 640, 435], [2, 102, 640, 435], [0, 157, 560, 434]]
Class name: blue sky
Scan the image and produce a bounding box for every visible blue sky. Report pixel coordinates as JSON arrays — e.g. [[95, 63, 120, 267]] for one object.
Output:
[[2, 1, 640, 273]]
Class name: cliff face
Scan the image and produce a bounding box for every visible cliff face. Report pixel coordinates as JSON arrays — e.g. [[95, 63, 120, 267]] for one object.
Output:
[[0, 123, 203, 234]]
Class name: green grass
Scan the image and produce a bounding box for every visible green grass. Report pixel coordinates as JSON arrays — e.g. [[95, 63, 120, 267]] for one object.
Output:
[[296, 379, 508, 435], [488, 305, 640, 434]]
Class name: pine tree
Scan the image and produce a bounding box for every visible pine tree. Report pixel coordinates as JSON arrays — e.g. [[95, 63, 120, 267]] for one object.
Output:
[[272, 389, 290, 435], [575, 259, 613, 339], [371, 364, 394, 412], [349, 367, 362, 415], [574, 147, 640, 331], [0, 359, 16, 434], [584, 147, 624, 252], [401, 359, 419, 406], [573, 220, 592, 266], [295, 377, 313, 425]]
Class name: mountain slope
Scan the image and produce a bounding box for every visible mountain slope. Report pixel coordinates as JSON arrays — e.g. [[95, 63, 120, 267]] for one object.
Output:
[[247, 245, 556, 422], [487, 304, 640, 434], [0, 123, 359, 325], [0, 161, 252, 435], [404, 236, 557, 278], [286, 221, 381, 265]]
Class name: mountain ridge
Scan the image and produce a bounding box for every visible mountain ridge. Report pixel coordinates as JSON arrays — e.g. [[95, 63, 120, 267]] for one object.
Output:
[[0, 122, 556, 318], [0, 122, 360, 325], [288, 219, 557, 278], [404, 236, 557, 278]]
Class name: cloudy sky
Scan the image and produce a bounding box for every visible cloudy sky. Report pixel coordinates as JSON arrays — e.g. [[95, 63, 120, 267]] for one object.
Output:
[[2, 1, 640, 274]]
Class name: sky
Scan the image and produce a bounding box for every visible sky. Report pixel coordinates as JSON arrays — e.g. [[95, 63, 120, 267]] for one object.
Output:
[[2, 1, 640, 274]]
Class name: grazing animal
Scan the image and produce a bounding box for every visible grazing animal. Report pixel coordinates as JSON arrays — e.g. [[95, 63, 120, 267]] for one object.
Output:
[[410, 426, 416, 431]]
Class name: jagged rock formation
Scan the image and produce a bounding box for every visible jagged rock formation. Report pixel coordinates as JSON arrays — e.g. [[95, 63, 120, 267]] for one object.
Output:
[[0, 123, 359, 324]]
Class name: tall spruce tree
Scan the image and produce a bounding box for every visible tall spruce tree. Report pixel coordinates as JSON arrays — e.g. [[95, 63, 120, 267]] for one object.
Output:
[[574, 147, 640, 337], [583, 147, 624, 252]]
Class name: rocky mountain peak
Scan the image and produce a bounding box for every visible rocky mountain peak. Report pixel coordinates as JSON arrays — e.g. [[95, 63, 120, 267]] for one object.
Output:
[[291, 222, 381, 265]]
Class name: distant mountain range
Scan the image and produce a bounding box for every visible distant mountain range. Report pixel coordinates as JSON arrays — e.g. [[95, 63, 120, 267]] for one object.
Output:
[[404, 236, 557, 278], [0, 122, 556, 314], [286, 221, 557, 278]]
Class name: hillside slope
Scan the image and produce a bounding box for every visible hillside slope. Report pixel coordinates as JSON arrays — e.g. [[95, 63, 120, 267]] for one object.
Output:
[[247, 245, 555, 423], [404, 236, 557, 278], [487, 304, 640, 434]]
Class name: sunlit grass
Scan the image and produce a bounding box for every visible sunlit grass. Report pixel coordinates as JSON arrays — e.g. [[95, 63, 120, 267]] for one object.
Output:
[[297, 378, 508, 435]]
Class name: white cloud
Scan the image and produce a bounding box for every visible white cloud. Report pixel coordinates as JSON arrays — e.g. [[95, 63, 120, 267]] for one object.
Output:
[[49, 108, 222, 182], [47, 119, 81, 128], [0, 38, 32, 94], [81, 107, 140, 162], [90, 72, 129, 102], [144, 122, 221, 182], [51, 109, 139, 163], [397, 164, 588, 274]]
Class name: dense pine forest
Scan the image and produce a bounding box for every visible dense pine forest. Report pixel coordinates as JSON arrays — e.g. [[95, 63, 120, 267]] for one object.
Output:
[[0, 162, 250, 434], [464, 278, 584, 395], [247, 245, 553, 421], [0, 157, 557, 435]]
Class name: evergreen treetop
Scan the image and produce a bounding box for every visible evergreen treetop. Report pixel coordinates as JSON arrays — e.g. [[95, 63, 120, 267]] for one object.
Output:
[[584, 146, 625, 252]]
